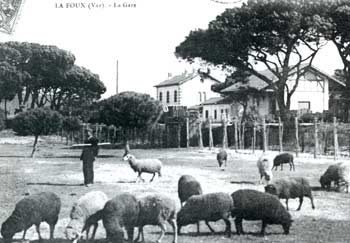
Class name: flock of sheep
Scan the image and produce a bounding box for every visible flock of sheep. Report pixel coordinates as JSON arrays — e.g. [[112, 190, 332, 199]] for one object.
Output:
[[1, 149, 350, 243]]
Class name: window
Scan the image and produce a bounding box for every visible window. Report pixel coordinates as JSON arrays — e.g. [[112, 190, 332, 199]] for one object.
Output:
[[225, 108, 229, 118], [174, 90, 177, 102], [298, 101, 310, 112], [214, 110, 217, 120], [159, 92, 163, 101], [166, 91, 170, 103], [199, 92, 202, 102], [205, 110, 209, 119], [203, 92, 207, 101]]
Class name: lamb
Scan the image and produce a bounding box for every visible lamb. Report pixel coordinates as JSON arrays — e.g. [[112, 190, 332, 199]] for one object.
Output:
[[102, 192, 140, 243], [320, 162, 350, 193], [123, 153, 162, 182], [177, 192, 233, 237], [178, 175, 203, 208], [136, 194, 177, 243], [1, 192, 61, 242], [65, 191, 108, 243], [231, 189, 293, 235], [217, 149, 228, 168], [257, 153, 273, 184], [272, 152, 295, 171], [265, 177, 315, 211]]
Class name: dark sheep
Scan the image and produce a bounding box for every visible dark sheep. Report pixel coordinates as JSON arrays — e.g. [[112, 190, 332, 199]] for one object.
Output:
[[320, 162, 350, 193], [231, 189, 293, 235], [272, 153, 295, 171], [178, 175, 203, 208], [136, 194, 177, 243], [217, 149, 228, 168], [265, 177, 315, 211], [102, 193, 139, 243], [177, 192, 233, 237], [1, 192, 61, 242]]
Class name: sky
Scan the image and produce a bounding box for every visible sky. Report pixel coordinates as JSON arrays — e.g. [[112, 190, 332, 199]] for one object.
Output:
[[0, 0, 345, 99]]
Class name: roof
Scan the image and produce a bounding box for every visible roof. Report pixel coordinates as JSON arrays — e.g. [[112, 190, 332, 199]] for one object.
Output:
[[154, 70, 221, 88], [154, 72, 198, 88], [221, 64, 345, 93], [201, 96, 233, 105]]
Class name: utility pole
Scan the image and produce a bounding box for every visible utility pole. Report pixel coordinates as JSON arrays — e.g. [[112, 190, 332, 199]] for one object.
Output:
[[116, 60, 119, 94]]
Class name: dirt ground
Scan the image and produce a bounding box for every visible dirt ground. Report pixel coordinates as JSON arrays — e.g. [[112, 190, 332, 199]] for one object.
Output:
[[0, 134, 350, 243]]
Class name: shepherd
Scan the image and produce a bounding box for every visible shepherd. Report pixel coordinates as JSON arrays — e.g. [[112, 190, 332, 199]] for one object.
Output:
[[80, 129, 99, 187]]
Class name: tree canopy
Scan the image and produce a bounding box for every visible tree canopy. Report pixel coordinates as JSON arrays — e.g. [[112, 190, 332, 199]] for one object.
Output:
[[12, 107, 63, 157], [176, 0, 330, 120], [97, 91, 163, 140], [0, 41, 106, 115]]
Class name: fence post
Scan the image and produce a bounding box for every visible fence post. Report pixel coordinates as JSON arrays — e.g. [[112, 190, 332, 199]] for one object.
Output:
[[209, 118, 213, 150], [253, 122, 256, 154], [222, 118, 228, 149], [241, 122, 245, 149], [334, 117, 339, 160], [314, 117, 318, 159], [165, 123, 168, 148], [186, 118, 190, 148], [295, 117, 299, 157], [234, 120, 238, 152], [198, 121, 203, 149], [278, 117, 283, 152], [177, 122, 181, 148], [263, 119, 267, 152]]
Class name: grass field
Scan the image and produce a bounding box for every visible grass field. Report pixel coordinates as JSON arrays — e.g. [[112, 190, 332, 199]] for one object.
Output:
[[0, 134, 350, 243]]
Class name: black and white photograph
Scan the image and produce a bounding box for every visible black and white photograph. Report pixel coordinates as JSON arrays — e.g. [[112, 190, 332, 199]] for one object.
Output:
[[0, 0, 350, 242]]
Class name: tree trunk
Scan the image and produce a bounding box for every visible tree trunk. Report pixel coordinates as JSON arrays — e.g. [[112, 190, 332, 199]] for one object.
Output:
[[31, 135, 39, 158], [275, 89, 288, 121], [4, 99, 7, 121]]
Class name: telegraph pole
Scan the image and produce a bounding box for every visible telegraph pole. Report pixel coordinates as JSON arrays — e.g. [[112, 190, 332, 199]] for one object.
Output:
[[116, 60, 119, 94]]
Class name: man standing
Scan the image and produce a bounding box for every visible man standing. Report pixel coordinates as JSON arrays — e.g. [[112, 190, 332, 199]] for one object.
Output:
[[80, 129, 99, 187]]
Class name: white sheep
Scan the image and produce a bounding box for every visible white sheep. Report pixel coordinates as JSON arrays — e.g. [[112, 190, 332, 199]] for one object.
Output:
[[123, 153, 162, 182], [257, 153, 273, 184], [65, 191, 108, 243]]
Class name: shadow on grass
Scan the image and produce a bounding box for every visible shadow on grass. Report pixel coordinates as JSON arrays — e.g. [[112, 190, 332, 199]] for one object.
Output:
[[178, 231, 233, 237], [311, 186, 339, 192], [0, 155, 28, 158], [115, 180, 137, 184], [27, 182, 83, 187], [230, 180, 256, 185]]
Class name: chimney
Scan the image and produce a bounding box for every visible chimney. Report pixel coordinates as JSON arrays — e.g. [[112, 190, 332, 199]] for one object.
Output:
[[168, 72, 172, 78]]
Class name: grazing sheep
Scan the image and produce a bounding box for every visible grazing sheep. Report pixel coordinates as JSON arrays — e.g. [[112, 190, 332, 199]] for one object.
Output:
[[272, 153, 295, 171], [265, 177, 315, 211], [178, 175, 203, 208], [320, 162, 350, 193], [136, 194, 177, 243], [177, 192, 233, 237], [231, 189, 292, 235], [257, 153, 273, 184], [102, 193, 140, 243], [1, 192, 61, 242], [123, 154, 162, 182], [217, 149, 228, 168], [65, 191, 108, 243]]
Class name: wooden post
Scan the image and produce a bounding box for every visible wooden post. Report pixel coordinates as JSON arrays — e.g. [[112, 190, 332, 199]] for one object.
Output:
[[198, 121, 203, 149], [234, 120, 238, 152], [263, 119, 267, 152], [334, 117, 339, 160], [222, 118, 228, 149], [253, 122, 256, 154], [177, 122, 181, 148], [314, 117, 318, 159], [209, 118, 213, 150], [165, 123, 168, 148], [295, 117, 300, 157], [278, 117, 283, 152], [186, 118, 190, 148], [241, 122, 245, 149]]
